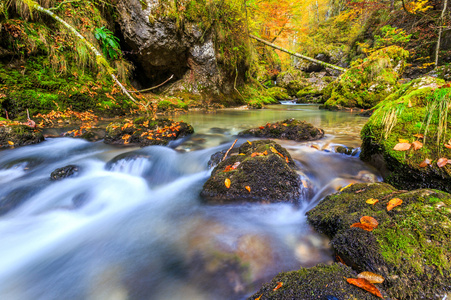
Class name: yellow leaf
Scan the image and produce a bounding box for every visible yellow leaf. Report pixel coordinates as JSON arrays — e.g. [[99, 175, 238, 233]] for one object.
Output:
[[270, 146, 279, 154], [7, 141, 14, 145], [245, 186, 251, 192], [339, 183, 353, 192], [357, 271, 385, 284], [247, 140, 252, 145], [366, 198, 379, 205], [399, 138, 410, 143], [393, 142, 411, 151], [225, 178, 231, 188], [387, 198, 402, 211]]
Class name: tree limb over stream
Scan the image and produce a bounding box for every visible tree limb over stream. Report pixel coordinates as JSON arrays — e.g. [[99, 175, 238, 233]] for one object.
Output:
[[249, 34, 347, 73]]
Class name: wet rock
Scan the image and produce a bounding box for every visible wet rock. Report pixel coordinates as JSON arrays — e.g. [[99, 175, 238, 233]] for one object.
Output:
[[104, 117, 194, 147], [62, 127, 105, 142], [307, 182, 451, 299], [50, 165, 80, 181], [248, 263, 391, 300], [276, 70, 308, 96], [360, 76, 451, 192], [238, 119, 324, 142], [201, 140, 306, 204], [322, 46, 409, 109], [0, 124, 45, 148], [335, 146, 359, 156]]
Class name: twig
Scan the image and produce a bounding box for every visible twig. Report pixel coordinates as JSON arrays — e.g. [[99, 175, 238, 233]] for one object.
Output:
[[5, 110, 9, 120], [222, 139, 238, 161], [26, 108, 30, 119], [128, 75, 174, 93]]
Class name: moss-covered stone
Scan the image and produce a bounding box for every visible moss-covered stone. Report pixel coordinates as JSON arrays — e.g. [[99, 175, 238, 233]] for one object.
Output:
[[266, 87, 290, 100], [276, 70, 309, 96], [247, 263, 390, 300], [307, 182, 451, 299], [201, 140, 304, 204], [238, 118, 324, 142], [0, 124, 45, 148], [104, 117, 194, 147], [322, 46, 409, 109], [360, 76, 451, 192]]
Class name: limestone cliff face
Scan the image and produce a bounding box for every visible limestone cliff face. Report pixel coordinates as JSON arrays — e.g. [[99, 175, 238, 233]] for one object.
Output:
[[116, 0, 240, 97]]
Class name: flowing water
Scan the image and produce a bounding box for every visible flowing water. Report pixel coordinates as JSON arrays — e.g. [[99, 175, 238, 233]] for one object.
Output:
[[0, 105, 380, 300]]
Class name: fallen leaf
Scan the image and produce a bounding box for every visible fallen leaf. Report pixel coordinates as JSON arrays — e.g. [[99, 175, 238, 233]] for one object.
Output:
[[255, 294, 262, 300], [360, 216, 378, 229], [259, 126, 264, 130], [366, 198, 379, 205], [273, 282, 283, 291], [225, 178, 231, 188], [231, 162, 241, 169], [445, 143, 451, 149], [419, 158, 431, 168], [413, 133, 424, 139], [285, 156, 289, 163], [437, 158, 448, 168], [351, 222, 375, 231], [247, 140, 252, 145], [387, 198, 403, 211], [339, 183, 353, 192], [245, 186, 251, 192], [269, 146, 279, 154], [223, 165, 233, 172], [398, 138, 410, 143], [393, 142, 411, 151], [311, 144, 321, 150], [7, 141, 14, 145], [347, 278, 383, 298], [357, 271, 385, 284], [412, 140, 423, 150], [408, 100, 412, 107]]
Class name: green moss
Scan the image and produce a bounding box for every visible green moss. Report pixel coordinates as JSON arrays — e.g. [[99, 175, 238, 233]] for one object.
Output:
[[266, 87, 289, 100]]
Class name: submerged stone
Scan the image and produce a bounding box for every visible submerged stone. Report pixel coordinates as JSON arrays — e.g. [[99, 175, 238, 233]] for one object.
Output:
[[50, 165, 80, 181], [201, 140, 308, 204], [104, 117, 194, 147], [306, 182, 451, 299], [238, 118, 324, 142]]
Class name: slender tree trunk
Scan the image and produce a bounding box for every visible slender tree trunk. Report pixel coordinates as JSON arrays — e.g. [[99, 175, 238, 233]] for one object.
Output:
[[435, 0, 449, 67], [249, 34, 347, 72], [26, 0, 140, 105]]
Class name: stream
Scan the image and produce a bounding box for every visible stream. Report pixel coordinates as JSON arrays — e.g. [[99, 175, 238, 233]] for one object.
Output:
[[0, 104, 380, 300]]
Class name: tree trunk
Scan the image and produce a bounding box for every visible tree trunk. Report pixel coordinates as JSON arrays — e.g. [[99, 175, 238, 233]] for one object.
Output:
[[249, 34, 347, 72], [26, 0, 140, 105], [435, 0, 449, 67]]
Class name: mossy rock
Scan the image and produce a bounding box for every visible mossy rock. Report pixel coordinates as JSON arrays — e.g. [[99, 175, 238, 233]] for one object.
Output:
[[307, 182, 451, 299], [247, 263, 390, 300], [104, 117, 194, 147], [0, 124, 45, 148], [238, 118, 324, 142], [201, 140, 304, 204], [276, 70, 309, 96], [322, 46, 409, 109], [266, 87, 290, 100], [360, 76, 451, 192]]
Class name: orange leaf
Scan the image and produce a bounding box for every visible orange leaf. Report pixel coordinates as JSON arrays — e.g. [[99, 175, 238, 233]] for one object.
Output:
[[366, 198, 379, 205], [387, 198, 402, 211], [255, 294, 262, 300], [259, 126, 265, 130], [223, 165, 233, 172], [245, 186, 251, 192], [350, 222, 375, 231], [437, 158, 448, 168], [360, 216, 378, 229], [413, 133, 424, 138], [285, 156, 289, 163], [357, 271, 385, 284], [225, 178, 231, 188], [412, 140, 423, 150], [273, 282, 283, 291], [347, 278, 383, 298], [393, 142, 411, 151], [419, 158, 431, 167], [445, 143, 451, 149], [7, 141, 14, 145]]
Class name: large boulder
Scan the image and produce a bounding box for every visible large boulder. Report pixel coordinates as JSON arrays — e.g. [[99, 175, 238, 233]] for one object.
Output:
[[238, 119, 324, 142], [104, 117, 193, 147], [360, 76, 451, 192], [0, 124, 44, 148], [276, 70, 309, 96], [322, 46, 409, 109], [307, 182, 451, 299], [201, 140, 308, 204]]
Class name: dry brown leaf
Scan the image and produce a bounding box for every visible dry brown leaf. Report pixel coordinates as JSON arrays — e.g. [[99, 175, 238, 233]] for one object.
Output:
[[413, 133, 424, 139], [437, 158, 448, 168], [393, 142, 411, 151], [360, 216, 379, 229], [445, 143, 451, 149], [245, 186, 251, 192], [357, 271, 385, 284], [398, 138, 410, 143], [350, 222, 375, 231], [419, 158, 431, 168], [346, 278, 383, 298], [412, 140, 423, 150], [387, 198, 403, 211], [273, 282, 283, 291], [225, 178, 231, 189], [366, 198, 379, 205]]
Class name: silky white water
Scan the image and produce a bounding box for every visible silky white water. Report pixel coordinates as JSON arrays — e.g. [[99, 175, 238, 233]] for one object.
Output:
[[0, 105, 380, 300]]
